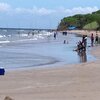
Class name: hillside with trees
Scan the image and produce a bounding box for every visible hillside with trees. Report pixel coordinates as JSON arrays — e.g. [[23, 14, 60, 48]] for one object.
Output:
[[57, 10, 100, 31]]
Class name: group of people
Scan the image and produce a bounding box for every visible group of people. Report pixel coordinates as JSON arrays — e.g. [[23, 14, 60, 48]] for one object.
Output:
[[53, 31, 99, 53], [76, 35, 87, 52], [91, 33, 99, 46], [76, 33, 99, 52]]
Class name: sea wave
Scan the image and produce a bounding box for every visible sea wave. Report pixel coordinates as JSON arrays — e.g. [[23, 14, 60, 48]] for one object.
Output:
[[0, 35, 6, 38], [0, 40, 10, 44], [0, 30, 53, 45]]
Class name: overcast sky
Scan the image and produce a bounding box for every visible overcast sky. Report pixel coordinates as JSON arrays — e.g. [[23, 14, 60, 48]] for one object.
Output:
[[0, 0, 99, 29]]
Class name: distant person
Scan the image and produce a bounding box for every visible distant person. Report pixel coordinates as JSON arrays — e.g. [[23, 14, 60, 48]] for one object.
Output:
[[84, 35, 87, 47], [95, 34, 99, 44], [32, 32, 34, 36], [63, 40, 66, 44], [54, 32, 57, 39], [91, 33, 94, 46], [82, 35, 87, 50], [62, 31, 67, 36], [65, 31, 67, 35]]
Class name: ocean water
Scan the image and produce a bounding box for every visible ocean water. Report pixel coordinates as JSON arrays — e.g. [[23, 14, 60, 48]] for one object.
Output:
[[0, 29, 95, 70]]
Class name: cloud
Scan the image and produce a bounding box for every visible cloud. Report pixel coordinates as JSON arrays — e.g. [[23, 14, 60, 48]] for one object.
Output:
[[36, 7, 56, 15], [0, 2, 99, 28], [15, 7, 56, 15], [0, 2, 11, 12], [0, 2, 99, 16], [64, 6, 99, 15], [14, 6, 99, 16]]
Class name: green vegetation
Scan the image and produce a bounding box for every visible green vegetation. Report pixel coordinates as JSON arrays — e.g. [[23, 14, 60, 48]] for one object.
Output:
[[57, 10, 100, 30], [83, 21, 99, 30]]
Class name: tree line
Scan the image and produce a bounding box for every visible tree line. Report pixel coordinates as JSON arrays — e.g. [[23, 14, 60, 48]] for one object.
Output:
[[57, 10, 100, 31]]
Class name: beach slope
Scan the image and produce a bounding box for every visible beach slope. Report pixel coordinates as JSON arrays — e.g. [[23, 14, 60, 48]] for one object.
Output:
[[0, 46, 100, 100]]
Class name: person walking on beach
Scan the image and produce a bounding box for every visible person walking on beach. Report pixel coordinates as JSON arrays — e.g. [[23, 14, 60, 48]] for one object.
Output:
[[91, 33, 94, 46], [95, 34, 99, 44]]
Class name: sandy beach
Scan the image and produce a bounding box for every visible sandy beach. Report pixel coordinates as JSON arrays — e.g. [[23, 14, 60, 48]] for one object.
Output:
[[0, 31, 100, 100]]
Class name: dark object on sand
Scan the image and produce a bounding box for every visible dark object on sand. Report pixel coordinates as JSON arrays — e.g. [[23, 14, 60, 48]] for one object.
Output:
[[0, 67, 5, 75], [4, 96, 14, 100]]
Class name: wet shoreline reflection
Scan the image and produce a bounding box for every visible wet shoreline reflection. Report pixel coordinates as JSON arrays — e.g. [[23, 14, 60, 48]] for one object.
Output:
[[77, 51, 87, 63]]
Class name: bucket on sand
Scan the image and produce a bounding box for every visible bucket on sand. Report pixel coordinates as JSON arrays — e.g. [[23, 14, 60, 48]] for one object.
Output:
[[0, 67, 5, 75]]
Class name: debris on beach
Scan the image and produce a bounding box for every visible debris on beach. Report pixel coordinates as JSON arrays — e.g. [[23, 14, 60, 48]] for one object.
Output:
[[4, 96, 14, 100]]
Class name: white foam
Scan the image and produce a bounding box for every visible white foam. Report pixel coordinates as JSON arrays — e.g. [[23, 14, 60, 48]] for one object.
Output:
[[20, 34, 28, 37], [15, 38, 38, 42], [0, 40, 10, 44], [0, 35, 6, 38], [0, 35, 3, 38]]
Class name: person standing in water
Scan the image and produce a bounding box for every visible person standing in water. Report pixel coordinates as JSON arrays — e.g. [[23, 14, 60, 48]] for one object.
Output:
[[91, 33, 94, 46], [95, 34, 99, 44], [82, 35, 87, 51], [63, 40, 66, 44], [54, 32, 57, 39]]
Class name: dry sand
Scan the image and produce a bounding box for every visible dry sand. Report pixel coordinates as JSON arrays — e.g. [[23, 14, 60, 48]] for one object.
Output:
[[0, 30, 100, 100]]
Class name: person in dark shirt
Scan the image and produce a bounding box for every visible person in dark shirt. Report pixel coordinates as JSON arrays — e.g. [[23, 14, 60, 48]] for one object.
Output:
[[95, 34, 99, 44]]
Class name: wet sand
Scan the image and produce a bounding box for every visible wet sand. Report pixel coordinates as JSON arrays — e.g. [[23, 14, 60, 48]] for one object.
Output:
[[67, 30, 100, 37], [0, 31, 100, 100]]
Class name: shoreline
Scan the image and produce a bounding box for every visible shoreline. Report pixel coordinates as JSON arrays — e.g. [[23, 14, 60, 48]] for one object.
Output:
[[0, 30, 100, 100], [1, 31, 95, 71]]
